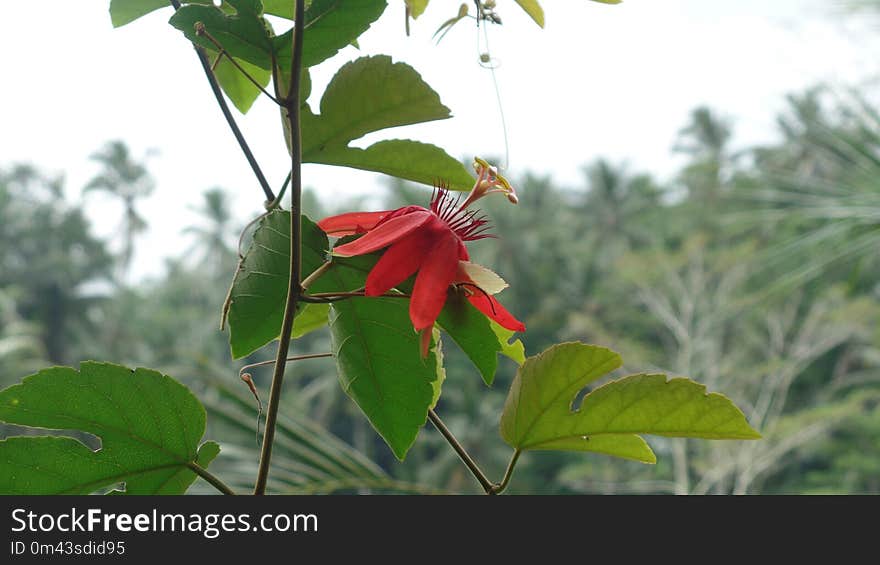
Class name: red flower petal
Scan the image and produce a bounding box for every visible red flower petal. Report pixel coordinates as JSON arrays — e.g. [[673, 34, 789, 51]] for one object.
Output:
[[466, 293, 526, 332], [317, 210, 391, 237], [364, 230, 432, 296], [409, 231, 460, 331], [332, 210, 433, 257]]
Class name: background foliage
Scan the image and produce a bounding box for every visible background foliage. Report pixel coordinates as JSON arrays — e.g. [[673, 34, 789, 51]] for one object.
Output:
[[2, 79, 878, 492]]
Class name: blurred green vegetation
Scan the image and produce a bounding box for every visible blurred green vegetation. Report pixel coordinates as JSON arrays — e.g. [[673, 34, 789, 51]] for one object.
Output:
[[2, 85, 879, 494]]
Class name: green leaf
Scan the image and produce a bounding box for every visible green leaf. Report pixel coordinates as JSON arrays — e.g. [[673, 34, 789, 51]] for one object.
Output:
[[169, 0, 275, 70], [500, 343, 760, 463], [273, 0, 387, 68], [210, 50, 272, 113], [226, 211, 332, 358], [0, 362, 218, 494], [300, 55, 475, 190], [326, 261, 442, 460], [514, 0, 544, 27], [310, 139, 475, 192], [292, 303, 330, 338], [110, 0, 220, 28], [490, 319, 526, 365], [436, 292, 524, 385], [110, 0, 171, 27]]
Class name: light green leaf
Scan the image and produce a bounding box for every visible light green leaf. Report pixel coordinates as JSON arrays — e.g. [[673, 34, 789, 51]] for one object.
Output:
[[406, 0, 429, 19], [514, 0, 544, 27], [490, 319, 526, 365], [501, 343, 760, 463], [226, 212, 332, 359], [292, 303, 330, 339], [326, 260, 442, 460], [210, 50, 272, 113], [0, 362, 219, 494], [299, 55, 475, 190]]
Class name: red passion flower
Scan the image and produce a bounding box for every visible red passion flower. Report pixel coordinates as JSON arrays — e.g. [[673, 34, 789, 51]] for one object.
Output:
[[317, 158, 525, 356]]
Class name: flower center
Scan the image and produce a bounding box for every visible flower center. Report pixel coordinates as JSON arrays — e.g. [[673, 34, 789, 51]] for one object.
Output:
[[430, 185, 492, 241]]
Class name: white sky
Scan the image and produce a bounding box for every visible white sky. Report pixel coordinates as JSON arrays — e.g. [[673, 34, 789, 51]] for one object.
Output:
[[2, 0, 878, 280]]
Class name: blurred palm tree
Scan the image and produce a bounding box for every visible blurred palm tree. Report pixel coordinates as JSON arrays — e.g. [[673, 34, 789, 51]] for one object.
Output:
[[85, 141, 155, 279], [183, 188, 237, 278], [674, 106, 734, 208], [738, 89, 880, 297]]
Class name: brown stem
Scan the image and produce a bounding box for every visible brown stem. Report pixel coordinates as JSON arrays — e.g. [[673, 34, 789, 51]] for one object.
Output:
[[427, 409, 495, 494], [253, 0, 305, 496]]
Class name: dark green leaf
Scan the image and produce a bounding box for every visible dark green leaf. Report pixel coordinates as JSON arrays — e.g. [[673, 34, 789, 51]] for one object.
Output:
[[326, 261, 442, 460], [500, 343, 760, 463], [299, 55, 475, 190], [169, 0, 275, 70], [0, 362, 218, 494], [226, 211, 332, 359], [273, 0, 387, 68]]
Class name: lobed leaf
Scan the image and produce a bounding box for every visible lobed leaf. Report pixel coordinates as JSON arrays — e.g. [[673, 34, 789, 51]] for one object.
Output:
[[501, 343, 760, 463], [0, 362, 218, 494], [299, 55, 475, 190]]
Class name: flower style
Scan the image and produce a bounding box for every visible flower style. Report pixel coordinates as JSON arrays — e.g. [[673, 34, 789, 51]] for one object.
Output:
[[317, 158, 525, 356]]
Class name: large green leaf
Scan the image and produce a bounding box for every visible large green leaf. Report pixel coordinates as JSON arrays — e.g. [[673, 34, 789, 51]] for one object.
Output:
[[299, 55, 475, 190], [226, 211, 333, 359], [500, 343, 760, 463], [326, 260, 442, 460], [0, 362, 219, 494]]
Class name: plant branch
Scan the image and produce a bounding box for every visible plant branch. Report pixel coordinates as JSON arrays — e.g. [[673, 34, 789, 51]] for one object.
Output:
[[301, 260, 334, 290], [168, 0, 275, 203], [239, 353, 332, 375], [187, 461, 236, 495], [300, 291, 411, 304], [427, 409, 495, 494], [493, 449, 521, 494], [254, 0, 306, 495]]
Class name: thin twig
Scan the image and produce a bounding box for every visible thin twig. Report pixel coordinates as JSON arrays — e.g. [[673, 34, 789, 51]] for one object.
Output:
[[493, 449, 521, 494], [239, 353, 333, 375], [301, 290, 412, 303], [187, 461, 236, 495], [427, 409, 495, 494], [300, 260, 334, 291], [254, 0, 306, 496], [168, 0, 275, 203]]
